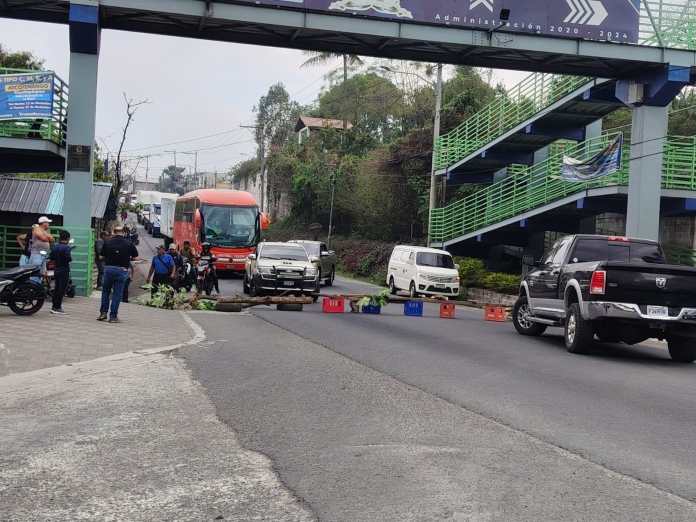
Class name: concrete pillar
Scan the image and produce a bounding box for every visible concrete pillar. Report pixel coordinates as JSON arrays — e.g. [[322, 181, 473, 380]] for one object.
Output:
[[64, 1, 100, 229], [533, 146, 549, 165], [626, 105, 667, 240]]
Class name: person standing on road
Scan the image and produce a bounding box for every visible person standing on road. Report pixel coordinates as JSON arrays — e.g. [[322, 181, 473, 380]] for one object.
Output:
[[29, 216, 54, 283], [147, 245, 175, 296], [95, 231, 108, 289], [49, 230, 72, 315], [99, 225, 138, 323]]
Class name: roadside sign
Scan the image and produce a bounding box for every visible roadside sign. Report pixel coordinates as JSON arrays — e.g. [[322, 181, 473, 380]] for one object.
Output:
[[0, 72, 54, 120], [244, 0, 640, 43]]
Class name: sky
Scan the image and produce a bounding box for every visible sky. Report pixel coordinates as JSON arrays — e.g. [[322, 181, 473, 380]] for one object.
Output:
[[0, 17, 523, 181]]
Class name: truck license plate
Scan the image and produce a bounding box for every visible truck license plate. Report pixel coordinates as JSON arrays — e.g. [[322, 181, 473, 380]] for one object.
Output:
[[647, 305, 669, 319], [283, 281, 294, 287]]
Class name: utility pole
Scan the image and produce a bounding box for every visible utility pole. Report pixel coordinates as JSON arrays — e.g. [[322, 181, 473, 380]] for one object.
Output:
[[165, 150, 177, 168], [428, 63, 443, 247], [327, 170, 337, 249]]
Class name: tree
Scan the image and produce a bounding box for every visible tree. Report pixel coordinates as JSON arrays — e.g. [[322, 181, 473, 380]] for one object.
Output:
[[301, 51, 364, 130], [253, 83, 301, 213], [157, 165, 186, 194], [0, 44, 43, 70], [229, 158, 261, 190], [114, 93, 149, 197]]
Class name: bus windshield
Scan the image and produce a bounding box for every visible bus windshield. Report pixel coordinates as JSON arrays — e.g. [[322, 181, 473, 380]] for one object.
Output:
[[201, 204, 259, 248]]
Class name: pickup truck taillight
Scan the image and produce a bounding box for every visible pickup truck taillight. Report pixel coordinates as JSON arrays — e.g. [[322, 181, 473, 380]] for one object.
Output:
[[590, 270, 606, 295]]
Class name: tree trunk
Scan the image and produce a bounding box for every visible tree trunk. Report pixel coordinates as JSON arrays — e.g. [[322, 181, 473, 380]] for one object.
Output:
[[343, 54, 348, 131]]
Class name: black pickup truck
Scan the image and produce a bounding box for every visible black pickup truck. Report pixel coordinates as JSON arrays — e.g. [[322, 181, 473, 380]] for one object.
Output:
[[512, 234, 696, 362]]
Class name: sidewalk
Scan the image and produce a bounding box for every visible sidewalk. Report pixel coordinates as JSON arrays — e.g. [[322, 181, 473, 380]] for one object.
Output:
[[0, 295, 196, 377]]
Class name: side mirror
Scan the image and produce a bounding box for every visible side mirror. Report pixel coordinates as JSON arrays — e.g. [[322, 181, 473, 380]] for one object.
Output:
[[329, 250, 335, 256], [248, 253, 257, 261], [260, 212, 270, 231], [454, 263, 460, 270], [309, 256, 320, 264]]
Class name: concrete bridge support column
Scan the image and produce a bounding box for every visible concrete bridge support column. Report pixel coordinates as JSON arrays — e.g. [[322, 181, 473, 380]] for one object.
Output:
[[626, 105, 667, 241], [64, 1, 100, 230]]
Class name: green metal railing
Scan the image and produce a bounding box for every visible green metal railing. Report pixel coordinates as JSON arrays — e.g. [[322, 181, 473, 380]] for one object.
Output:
[[0, 225, 95, 296], [0, 68, 68, 148], [435, 73, 592, 171], [431, 133, 696, 244], [641, 0, 696, 49]]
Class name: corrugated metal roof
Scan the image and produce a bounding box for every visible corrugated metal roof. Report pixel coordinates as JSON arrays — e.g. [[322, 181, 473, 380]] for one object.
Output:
[[0, 177, 112, 218]]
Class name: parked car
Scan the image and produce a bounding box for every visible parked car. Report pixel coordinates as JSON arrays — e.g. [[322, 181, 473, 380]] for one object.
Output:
[[512, 234, 696, 362], [289, 240, 337, 286], [386, 245, 460, 299], [244, 242, 320, 301]]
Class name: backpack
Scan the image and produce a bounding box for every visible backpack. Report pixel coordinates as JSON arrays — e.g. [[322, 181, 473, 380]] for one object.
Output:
[[23, 228, 33, 257]]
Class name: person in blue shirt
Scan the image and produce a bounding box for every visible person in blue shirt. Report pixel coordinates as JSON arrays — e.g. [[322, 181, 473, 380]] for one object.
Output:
[[147, 244, 175, 296], [49, 230, 72, 315]]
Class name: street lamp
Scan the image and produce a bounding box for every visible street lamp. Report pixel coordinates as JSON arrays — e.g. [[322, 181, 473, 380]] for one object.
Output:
[[381, 63, 443, 246]]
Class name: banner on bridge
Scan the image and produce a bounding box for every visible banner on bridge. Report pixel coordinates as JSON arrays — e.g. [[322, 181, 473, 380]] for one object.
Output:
[[246, 0, 640, 43], [560, 133, 624, 182], [0, 72, 55, 120]]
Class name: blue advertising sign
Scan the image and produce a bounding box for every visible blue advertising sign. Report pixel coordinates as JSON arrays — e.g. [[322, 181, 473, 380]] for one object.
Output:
[[0, 72, 55, 120], [244, 0, 640, 43]]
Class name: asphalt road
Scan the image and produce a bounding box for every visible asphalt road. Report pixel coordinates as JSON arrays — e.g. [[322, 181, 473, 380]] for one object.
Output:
[[135, 225, 696, 516]]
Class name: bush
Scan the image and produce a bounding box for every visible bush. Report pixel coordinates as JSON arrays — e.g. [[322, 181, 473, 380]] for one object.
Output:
[[479, 272, 520, 295], [453, 256, 519, 295], [454, 257, 485, 286]]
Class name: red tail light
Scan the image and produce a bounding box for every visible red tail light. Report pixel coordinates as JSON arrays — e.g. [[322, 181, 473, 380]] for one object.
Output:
[[608, 236, 629, 242], [590, 270, 606, 295]]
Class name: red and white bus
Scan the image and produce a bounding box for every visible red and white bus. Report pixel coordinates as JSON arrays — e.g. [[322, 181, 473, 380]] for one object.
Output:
[[173, 189, 268, 272]]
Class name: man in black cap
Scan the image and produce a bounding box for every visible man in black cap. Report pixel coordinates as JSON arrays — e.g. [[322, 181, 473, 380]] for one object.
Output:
[[98, 225, 138, 323]]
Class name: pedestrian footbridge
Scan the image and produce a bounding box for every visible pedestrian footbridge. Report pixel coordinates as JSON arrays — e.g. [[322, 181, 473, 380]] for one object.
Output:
[[430, 131, 696, 248], [434, 72, 625, 183]]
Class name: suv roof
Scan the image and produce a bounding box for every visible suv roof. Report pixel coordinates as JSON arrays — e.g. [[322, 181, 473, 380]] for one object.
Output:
[[393, 245, 452, 255]]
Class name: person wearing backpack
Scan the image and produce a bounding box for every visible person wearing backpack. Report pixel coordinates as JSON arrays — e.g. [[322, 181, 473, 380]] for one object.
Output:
[[16, 228, 32, 266]]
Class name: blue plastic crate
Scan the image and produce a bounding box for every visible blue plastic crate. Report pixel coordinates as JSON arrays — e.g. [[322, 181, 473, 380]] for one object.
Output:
[[361, 304, 381, 314], [404, 300, 424, 317]]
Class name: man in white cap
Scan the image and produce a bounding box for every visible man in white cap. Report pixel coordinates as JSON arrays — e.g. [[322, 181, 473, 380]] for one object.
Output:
[[29, 216, 54, 283]]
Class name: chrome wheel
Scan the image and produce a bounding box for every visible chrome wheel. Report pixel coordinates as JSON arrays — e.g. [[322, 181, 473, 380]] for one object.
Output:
[[566, 313, 577, 345], [517, 303, 533, 329]]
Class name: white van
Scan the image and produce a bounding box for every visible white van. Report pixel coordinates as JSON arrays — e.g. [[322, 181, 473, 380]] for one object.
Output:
[[386, 246, 460, 298]]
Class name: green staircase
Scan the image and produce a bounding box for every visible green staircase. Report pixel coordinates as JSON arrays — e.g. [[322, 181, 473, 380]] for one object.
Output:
[[434, 72, 593, 172], [430, 132, 696, 245]]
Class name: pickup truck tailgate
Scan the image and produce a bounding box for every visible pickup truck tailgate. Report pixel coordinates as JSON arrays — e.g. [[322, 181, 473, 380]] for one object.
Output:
[[603, 262, 696, 309]]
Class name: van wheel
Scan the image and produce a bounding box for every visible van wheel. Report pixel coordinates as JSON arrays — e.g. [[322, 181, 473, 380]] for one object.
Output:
[[249, 279, 258, 297], [512, 296, 546, 336], [389, 277, 397, 295], [565, 303, 593, 354], [242, 277, 250, 295], [668, 336, 696, 363], [326, 267, 335, 287], [409, 281, 417, 298]]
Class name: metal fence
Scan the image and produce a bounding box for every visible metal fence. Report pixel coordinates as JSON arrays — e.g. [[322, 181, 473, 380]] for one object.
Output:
[[0, 225, 94, 296], [430, 133, 696, 244]]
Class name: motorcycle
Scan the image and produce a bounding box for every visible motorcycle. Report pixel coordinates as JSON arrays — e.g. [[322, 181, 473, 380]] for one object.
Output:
[[127, 230, 139, 246], [0, 265, 46, 315], [196, 258, 214, 296], [175, 260, 194, 292]]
